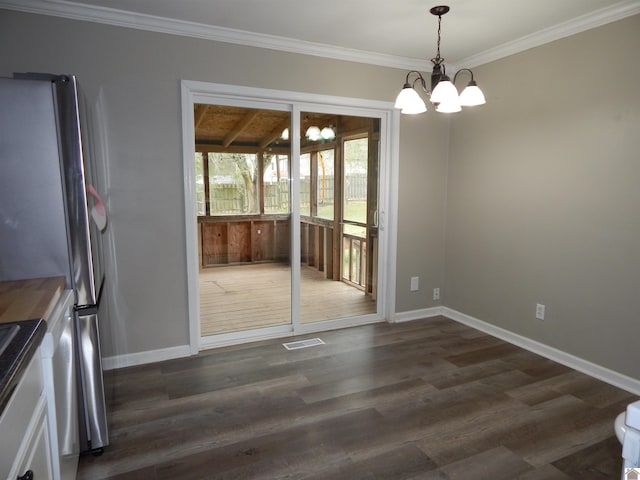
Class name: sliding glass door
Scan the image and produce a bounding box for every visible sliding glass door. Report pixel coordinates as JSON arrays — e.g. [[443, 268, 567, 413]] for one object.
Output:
[[182, 81, 394, 348], [299, 111, 379, 325], [195, 105, 292, 337]]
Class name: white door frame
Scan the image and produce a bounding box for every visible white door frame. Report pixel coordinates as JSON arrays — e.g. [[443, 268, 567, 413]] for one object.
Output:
[[181, 80, 399, 353]]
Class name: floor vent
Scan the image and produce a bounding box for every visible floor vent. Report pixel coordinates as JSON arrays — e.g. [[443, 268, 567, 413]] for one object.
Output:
[[282, 338, 325, 350]]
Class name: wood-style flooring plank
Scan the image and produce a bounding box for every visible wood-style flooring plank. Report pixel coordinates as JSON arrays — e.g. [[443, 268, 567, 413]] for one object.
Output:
[[78, 316, 637, 480]]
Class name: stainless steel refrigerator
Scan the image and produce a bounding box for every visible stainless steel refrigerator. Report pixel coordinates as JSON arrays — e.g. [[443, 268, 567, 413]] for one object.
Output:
[[0, 73, 109, 454]]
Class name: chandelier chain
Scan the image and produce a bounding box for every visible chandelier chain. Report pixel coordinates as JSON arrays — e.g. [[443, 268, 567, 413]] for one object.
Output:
[[431, 13, 445, 66], [436, 15, 441, 59]]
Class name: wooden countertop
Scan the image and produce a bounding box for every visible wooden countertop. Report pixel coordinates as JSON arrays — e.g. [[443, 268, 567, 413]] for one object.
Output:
[[0, 277, 67, 324]]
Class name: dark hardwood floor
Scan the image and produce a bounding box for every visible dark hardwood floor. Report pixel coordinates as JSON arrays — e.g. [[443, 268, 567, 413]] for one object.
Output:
[[77, 316, 636, 479]]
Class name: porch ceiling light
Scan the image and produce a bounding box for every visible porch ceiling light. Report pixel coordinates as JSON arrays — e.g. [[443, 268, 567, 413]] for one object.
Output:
[[305, 125, 335, 141], [320, 126, 336, 140], [305, 125, 321, 141]]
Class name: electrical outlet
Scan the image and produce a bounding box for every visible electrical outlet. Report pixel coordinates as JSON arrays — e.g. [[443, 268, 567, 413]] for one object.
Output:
[[410, 276, 419, 292], [536, 303, 545, 320], [433, 288, 440, 300]]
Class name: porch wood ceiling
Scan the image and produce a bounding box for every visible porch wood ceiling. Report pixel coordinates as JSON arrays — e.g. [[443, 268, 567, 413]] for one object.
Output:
[[194, 105, 371, 154]]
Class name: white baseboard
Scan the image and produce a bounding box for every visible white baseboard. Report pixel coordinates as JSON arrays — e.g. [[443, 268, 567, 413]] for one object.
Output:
[[393, 306, 444, 323], [101, 307, 640, 396], [103, 317, 385, 367], [441, 307, 640, 396], [102, 344, 191, 370]]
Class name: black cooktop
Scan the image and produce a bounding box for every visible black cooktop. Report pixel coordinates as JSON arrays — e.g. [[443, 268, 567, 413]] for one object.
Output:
[[0, 324, 20, 357]]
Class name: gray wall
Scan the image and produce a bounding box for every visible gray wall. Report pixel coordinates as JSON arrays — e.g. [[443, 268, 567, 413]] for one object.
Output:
[[396, 114, 448, 311], [0, 10, 447, 357], [4, 9, 635, 382], [445, 14, 640, 379]]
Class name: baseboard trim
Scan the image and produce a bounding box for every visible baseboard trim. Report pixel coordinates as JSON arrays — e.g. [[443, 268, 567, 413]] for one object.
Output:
[[393, 306, 445, 323], [102, 344, 191, 370], [103, 318, 386, 368], [442, 307, 640, 396], [102, 307, 640, 396]]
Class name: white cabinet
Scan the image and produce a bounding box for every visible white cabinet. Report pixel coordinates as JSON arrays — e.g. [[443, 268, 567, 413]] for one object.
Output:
[[10, 397, 54, 480], [0, 290, 79, 480], [1, 352, 53, 480], [39, 291, 79, 480]]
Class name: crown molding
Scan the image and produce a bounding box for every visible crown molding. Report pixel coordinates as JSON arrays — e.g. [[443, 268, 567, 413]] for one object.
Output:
[[458, 0, 640, 68], [1, 0, 639, 72], [0, 0, 428, 71]]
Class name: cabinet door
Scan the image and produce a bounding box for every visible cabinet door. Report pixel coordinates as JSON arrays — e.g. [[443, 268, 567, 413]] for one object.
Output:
[[9, 397, 54, 480], [0, 354, 43, 479], [44, 291, 79, 480]]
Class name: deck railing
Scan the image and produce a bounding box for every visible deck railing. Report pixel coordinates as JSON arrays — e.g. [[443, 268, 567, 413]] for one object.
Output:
[[198, 215, 373, 295], [342, 233, 366, 288]]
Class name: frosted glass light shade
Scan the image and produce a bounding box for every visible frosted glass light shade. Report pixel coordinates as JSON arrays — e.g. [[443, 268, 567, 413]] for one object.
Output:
[[281, 127, 289, 140], [394, 86, 427, 114], [430, 79, 458, 105], [459, 83, 486, 106], [320, 126, 335, 140], [435, 99, 462, 113], [305, 126, 321, 141]]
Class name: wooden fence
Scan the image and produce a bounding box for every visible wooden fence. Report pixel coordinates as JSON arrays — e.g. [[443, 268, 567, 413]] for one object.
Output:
[[202, 174, 368, 215]]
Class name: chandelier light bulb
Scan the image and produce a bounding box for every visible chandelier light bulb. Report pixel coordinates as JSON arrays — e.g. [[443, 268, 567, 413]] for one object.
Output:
[[430, 79, 458, 105], [435, 99, 462, 113], [395, 85, 427, 114], [459, 82, 486, 106]]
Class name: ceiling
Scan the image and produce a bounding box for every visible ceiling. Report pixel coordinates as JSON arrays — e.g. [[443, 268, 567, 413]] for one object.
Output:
[[3, 0, 636, 147], [2, 0, 639, 69]]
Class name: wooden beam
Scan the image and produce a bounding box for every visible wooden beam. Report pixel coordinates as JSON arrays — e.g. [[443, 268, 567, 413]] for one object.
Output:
[[195, 143, 290, 155], [258, 151, 265, 214], [259, 118, 291, 150], [194, 105, 209, 129], [333, 140, 343, 281], [223, 109, 260, 148], [203, 152, 211, 216]]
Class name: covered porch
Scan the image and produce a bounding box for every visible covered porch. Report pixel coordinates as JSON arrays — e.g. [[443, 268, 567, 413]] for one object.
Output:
[[194, 105, 381, 338], [199, 263, 376, 336]]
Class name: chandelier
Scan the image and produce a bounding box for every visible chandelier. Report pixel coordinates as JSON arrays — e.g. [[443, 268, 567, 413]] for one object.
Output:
[[394, 5, 486, 114]]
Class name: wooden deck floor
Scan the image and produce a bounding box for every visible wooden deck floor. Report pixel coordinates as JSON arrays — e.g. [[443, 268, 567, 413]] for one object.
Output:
[[199, 263, 376, 336], [78, 317, 636, 479]]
